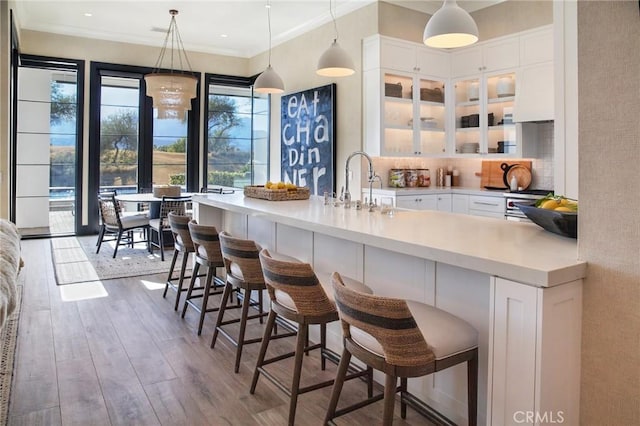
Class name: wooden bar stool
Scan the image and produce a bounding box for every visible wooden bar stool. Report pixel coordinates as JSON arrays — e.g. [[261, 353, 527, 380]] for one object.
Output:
[[210, 231, 271, 373], [180, 220, 225, 335], [325, 272, 479, 426], [251, 249, 373, 426], [163, 212, 206, 311]]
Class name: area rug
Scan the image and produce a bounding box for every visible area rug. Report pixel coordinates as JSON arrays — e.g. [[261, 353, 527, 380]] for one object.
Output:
[[0, 284, 22, 426], [51, 236, 176, 285]]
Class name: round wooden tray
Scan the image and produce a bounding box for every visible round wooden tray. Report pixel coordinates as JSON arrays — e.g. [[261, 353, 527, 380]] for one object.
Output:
[[507, 165, 532, 190]]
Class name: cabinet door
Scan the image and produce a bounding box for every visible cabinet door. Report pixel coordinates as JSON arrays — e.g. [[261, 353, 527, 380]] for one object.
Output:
[[453, 76, 482, 156], [452, 194, 469, 214], [380, 38, 416, 73], [486, 71, 518, 155], [451, 46, 483, 78], [514, 63, 554, 122], [520, 28, 553, 66], [416, 47, 450, 78], [417, 77, 447, 155], [436, 194, 452, 212], [382, 72, 415, 156], [489, 278, 537, 425], [483, 38, 520, 73], [396, 195, 437, 211]]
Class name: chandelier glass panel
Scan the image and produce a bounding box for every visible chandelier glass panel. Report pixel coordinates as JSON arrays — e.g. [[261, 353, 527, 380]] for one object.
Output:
[[145, 9, 197, 120]]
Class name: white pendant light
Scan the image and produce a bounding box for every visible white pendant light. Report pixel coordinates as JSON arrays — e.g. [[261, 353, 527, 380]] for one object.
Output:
[[145, 10, 198, 120], [316, 0, 354, 77], [254, 1, 284, 94], [423, 0, 479, 49]]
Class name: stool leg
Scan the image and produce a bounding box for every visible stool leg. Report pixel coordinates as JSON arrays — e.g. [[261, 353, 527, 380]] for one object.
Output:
[[383, 374, 397, 426], [258, 290, 264, 324], [233, 287, 252, 373], [288, 323, 308, 426], [250, 309, 278, 394], [159, 227, 165, 261], [174, 253, 189, 311], [324, 348, 352, 425], [181, 263, 200, 318], [400, 377, 408, 419], [367, 366, 374, 398], [320, 323, 327, 370], [468, 351, 478, 426], [163, 249, 179, 298], [197, 268, 214, 335], [211, 281, 233, 349]]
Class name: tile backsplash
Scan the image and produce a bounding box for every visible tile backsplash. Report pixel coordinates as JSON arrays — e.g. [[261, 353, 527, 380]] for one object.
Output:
[[370, 121, 555, 190]]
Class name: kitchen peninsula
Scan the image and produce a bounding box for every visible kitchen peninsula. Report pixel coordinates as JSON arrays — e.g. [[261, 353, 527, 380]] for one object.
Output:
[[192, 192, 585, 426]]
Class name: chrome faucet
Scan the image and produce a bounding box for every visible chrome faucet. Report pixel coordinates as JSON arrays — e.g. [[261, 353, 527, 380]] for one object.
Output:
[[344, 151, 377, 210]]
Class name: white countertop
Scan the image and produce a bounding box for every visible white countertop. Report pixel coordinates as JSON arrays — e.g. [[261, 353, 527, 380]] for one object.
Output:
[[193, 193, 586, 287]]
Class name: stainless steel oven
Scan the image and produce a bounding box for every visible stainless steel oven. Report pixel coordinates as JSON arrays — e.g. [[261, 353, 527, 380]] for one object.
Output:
[[504, 190, 552, 221]]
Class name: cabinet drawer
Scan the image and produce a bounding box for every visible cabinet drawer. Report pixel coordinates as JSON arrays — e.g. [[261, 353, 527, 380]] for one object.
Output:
[[468, 195, 505, 213]]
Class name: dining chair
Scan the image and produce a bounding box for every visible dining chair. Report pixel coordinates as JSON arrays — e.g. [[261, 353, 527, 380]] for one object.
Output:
[[149, 195, 190, 261], [96, 193, 150, 258]]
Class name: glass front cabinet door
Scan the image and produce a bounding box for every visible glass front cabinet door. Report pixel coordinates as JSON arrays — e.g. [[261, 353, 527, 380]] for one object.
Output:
[[380, 71, 447, 156], [453, 70, 518, 157]]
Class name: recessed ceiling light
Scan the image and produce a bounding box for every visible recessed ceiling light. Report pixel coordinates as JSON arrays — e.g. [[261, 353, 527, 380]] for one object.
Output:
[[84, 12, 92, 17], [220, 34, 228, 38]]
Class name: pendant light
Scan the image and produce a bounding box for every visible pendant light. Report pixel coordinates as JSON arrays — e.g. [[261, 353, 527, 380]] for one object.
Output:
[[144, 10, 198, 120], [423, 0, 479, 49], [254, 1, 284, 94], [316, 0, 355, 77]]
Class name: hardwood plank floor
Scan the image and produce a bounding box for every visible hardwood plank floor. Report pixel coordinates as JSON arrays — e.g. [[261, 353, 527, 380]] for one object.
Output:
[[9, 238, 431, 425]]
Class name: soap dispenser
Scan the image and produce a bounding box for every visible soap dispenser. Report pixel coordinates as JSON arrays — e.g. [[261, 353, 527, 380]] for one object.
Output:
[[510, 175, 518, 191]]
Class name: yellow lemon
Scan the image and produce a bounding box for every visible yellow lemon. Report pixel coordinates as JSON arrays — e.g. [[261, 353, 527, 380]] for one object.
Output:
[[554, 206, 573, 212], [285, 182, 297, 190], [540, 199, 559, 210], [277, 181, 286, 189]]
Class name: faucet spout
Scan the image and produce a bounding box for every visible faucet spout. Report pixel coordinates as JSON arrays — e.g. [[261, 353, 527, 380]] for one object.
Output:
[[344, 151, 375, 209]]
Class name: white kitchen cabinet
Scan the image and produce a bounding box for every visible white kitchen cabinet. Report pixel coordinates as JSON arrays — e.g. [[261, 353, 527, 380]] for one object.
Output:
[[363, 35, 450, 158], [452, 194, 469, 214], [489, 277, 582, 426], [451, 37, 519, 78], [453, 70, 519, 157], [396, 194, 437, 211], [364, 36, 450, 78], [514, 26, 554, 122], [395, 193, 451, 212], [436, 193, 452, 211], [468, 195, 505, 218]]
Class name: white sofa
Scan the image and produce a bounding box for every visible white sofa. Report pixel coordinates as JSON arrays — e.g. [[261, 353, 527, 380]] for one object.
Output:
[[0, 219, 21, 329]]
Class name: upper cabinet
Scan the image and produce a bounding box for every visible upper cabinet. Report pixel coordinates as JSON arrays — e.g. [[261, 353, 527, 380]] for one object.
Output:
[[451, 37, 519, 78], [363, 36, 449, 157], [362, 27, 553, 159], [514, 27, 554, 122]]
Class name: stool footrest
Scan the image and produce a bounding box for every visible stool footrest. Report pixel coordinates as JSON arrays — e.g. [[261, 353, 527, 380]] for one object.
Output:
[[401, 391, 456, 426]]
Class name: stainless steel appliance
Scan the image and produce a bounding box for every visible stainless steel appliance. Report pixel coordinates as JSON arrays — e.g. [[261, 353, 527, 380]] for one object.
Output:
[[504, 189, 552, 221]]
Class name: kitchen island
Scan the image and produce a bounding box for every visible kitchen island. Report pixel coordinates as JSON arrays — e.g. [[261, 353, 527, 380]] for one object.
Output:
[[192, 192, 585, 426]]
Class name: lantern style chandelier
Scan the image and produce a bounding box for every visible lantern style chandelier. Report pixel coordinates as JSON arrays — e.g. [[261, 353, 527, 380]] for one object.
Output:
[[145, 9, 198, 120], [316, 0, 354, 77]]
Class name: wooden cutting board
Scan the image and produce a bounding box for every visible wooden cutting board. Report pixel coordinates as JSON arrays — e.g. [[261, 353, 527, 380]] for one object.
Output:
[[479, 160, 532, 189]]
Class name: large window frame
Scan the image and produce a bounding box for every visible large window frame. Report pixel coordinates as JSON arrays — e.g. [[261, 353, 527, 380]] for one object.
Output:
[[203, 73, 270, 189], [11, 52, 85, 236], [88, 62, 200, 233]]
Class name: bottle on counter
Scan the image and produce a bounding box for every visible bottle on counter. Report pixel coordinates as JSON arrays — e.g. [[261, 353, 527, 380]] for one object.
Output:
[[510, 175, 518, 191], [452, 169, 460, 187]]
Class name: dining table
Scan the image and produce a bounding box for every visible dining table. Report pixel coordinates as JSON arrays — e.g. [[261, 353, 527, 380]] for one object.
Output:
[[115, 192, 196, 219]]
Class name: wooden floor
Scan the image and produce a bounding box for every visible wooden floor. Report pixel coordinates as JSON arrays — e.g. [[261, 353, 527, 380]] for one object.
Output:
[[8, 238, 430, 425]]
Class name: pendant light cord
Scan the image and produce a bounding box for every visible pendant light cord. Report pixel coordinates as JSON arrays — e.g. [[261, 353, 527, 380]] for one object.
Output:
[[330, 0, 339, 42], [267, 0, 273, 66], [153, 10, 194, 73]]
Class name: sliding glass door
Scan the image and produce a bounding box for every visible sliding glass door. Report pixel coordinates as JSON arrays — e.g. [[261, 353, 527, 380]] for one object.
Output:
[[13, 56, 84, 237]]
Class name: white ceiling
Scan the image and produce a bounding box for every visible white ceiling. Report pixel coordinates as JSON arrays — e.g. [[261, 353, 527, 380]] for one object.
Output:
[[14, 0, 504, 58]]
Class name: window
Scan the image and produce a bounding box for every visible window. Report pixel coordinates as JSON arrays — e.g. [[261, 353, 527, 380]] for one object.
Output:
[[204, 75, 269, 188], [89, 62, 200, 232]]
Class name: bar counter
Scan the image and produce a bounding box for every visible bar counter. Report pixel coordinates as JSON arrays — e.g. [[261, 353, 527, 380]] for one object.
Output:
[[192, 192, 585, 426]]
